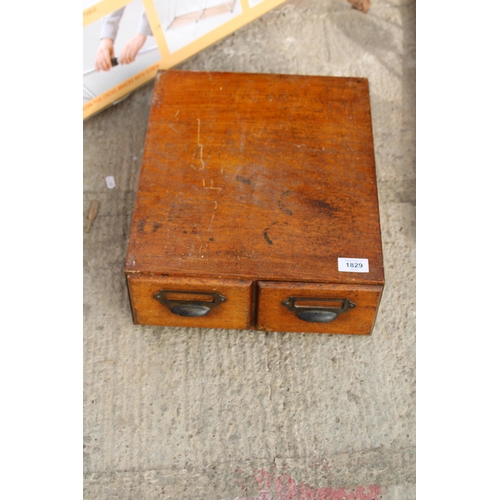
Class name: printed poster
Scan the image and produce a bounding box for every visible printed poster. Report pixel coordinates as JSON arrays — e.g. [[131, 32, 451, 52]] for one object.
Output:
[[83, 0, 287, 120]]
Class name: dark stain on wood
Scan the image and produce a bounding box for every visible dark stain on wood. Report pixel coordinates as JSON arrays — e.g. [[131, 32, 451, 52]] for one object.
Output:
[[307, 198, 337, 217], [263, 222, 279, 245], [278, 190, 294, 216], [236, 175, 254, 186], [138, 219, 160, 233]]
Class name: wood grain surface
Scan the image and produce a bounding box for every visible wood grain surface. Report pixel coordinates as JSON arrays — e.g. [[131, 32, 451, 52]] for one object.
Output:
[[125, 70, 384, 286]]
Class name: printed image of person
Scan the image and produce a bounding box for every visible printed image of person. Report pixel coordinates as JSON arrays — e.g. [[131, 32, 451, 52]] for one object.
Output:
[[95, 8, 153, 71]]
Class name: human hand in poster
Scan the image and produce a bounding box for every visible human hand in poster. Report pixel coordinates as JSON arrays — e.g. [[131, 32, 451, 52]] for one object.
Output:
[[94, 38, 115, 72], [118, 34, 147, 64], [94, 7, 151, 71], [95, 34, 148, 71]]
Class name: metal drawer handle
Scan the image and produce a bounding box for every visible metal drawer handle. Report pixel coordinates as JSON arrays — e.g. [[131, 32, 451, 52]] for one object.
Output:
[[153, 290, 227, 317], [281, 297, 356, 323]]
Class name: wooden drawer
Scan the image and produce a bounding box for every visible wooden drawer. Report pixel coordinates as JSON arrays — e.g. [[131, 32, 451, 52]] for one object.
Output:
[[257, 282, 383, 335], [127, 275, 253, 329], [125, 70, 384, 335]]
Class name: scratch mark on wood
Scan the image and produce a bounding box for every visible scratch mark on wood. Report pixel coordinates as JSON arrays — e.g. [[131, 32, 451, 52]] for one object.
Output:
[[197, 118, 205, 170], [210, 201, 218, 224], [196, 234, 203, 254], [204, 180, 221, 192], [168, 124, 179, 133]]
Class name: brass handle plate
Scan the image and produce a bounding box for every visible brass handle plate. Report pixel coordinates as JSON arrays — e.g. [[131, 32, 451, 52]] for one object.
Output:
[[153, 290, 227, 317], [281, 297, 356, 323]]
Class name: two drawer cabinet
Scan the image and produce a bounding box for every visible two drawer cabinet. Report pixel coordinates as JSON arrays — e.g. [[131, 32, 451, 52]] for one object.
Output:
[[125, 70, 384, 334]]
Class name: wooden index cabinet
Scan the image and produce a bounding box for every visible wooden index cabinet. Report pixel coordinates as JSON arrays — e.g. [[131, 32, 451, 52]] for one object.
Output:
[[125, 70, 384, 334]]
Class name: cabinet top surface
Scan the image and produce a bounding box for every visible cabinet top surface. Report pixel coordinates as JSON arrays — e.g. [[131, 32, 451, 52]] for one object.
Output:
[[126, 70, 384, 285]]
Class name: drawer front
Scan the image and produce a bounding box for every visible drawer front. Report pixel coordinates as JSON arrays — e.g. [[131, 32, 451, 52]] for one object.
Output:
[[257, 282, 383, 334], [127, 275, 253, 329]]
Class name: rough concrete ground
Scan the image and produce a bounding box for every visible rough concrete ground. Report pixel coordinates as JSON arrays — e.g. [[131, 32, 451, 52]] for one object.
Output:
[[83, 0, 416, 498]]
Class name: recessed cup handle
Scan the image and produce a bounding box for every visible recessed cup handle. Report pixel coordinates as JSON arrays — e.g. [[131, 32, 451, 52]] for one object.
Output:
[[153, 290, 226, 317], [281, 297, 356, 323]]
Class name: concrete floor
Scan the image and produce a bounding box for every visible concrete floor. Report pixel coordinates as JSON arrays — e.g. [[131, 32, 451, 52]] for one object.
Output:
[[83, 0, 416, 498]]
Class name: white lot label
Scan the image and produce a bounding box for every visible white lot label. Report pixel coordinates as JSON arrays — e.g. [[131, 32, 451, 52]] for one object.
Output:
[[338, 257, 369, 273], [105, 176, 116, 189]]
